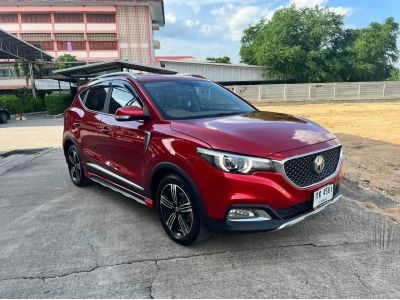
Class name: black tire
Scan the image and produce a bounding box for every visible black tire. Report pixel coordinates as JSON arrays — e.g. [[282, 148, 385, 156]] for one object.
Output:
[[67, 145, 90, 187], [157, 174, 209, 246], [0, 112, 7, 124]]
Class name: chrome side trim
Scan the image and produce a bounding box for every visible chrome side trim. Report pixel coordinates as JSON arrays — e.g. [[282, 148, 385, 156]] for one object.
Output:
[[90, 176, 146, 205], [277, 194, 341, 230], [86, 163, 144, 191], [272, 144, 343, 190], [228, 216, 272, 222]]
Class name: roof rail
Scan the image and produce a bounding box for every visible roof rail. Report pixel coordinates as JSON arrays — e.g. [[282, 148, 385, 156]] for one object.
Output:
[[91, 72, 139, 81], [177, 73, 207, 79]]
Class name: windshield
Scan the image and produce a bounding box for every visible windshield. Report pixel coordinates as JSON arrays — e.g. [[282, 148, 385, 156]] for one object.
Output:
[[142, 80, 255, 120]]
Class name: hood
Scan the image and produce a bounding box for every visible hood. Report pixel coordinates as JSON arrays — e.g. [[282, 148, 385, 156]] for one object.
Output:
[[170, 111, 336, 157]]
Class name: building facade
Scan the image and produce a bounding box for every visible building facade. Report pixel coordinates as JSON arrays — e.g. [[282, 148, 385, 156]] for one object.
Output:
[[0, 0, 164, 64]]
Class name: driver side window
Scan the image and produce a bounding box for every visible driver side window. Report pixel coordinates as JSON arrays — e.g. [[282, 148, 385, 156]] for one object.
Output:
[[108, 86, 142, 115]]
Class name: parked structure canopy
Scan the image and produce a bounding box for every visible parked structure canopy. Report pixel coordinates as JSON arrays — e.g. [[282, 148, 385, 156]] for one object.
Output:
[[53, 60, 177, 79], [0, 29, 53, 62]]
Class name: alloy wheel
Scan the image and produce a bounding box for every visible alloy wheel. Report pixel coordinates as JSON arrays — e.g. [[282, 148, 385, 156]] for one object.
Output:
[[68, 149, 82, 183], [159, 183, 193, 239]]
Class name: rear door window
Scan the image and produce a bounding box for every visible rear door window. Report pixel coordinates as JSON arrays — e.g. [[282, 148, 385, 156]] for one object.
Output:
[[84, 86, 109, 112]]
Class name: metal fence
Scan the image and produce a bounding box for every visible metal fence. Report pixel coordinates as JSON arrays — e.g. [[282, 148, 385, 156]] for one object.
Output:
[[229, 81, 400, 103]]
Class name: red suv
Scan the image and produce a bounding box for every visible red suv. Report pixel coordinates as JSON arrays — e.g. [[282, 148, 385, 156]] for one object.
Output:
[[63, 73, 344, 245]]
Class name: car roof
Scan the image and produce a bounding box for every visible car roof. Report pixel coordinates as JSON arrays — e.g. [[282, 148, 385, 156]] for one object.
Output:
[[86, 74, 208, 87]]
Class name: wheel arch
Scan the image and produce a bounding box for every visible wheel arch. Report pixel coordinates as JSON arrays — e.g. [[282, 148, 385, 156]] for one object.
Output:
[[63, 137, 79, 160], [148, 162, 207, 216]]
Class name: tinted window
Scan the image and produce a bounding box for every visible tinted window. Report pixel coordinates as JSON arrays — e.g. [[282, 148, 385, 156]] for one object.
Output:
[[142, 80, 255, 120], [108, 86, 142, 114], [84, 87, 109, 112], [79, 89, 88, 101]]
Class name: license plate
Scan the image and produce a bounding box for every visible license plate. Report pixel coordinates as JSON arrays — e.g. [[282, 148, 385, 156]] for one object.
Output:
[[313, 184, 334, 208]]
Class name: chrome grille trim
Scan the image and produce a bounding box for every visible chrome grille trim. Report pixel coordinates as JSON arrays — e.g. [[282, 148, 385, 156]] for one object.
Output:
[[273, 144, 343, 190]]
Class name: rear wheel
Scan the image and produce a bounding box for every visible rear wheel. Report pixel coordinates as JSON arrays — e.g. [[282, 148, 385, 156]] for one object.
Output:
[[157, 174, 209, 245], [0, 112, 7, 124], [67, 145, 89, 187]]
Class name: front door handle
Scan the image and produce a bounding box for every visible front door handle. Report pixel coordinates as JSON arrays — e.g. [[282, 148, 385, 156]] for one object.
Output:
[[100, 127, 111, 135]]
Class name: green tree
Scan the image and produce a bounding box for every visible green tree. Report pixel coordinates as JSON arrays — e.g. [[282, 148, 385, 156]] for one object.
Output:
[[55, 54, 77, 70], [206, 56, 232, 64], [13, 60, 32, 86], [240, 21, 263, 65], [387, 67, 400, 81], [240, 6, 399, 83], [349, 17, 399, 81]]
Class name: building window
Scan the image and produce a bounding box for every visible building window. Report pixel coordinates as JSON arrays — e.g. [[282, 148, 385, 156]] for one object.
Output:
[[86, 13, 115, 23], [21, 33, 52, 41], [89, 41, 118, 50], [55, 33, 85, 41], [87, 33, 117, 41], [21, 13, 51, 23], [20, 33, 54, 50], [57, 41, 86, 51], [0, 14, 18, 23], [32, 41, 54, 51], [54, 13, 83, 23]]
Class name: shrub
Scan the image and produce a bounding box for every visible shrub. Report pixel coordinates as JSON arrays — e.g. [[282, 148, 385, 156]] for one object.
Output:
[[0, 94, 21, 114], [45, 93, 72, 115]]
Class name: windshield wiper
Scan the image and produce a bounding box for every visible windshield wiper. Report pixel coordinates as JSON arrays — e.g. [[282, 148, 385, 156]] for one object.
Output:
[[212, 112, 242, 117]]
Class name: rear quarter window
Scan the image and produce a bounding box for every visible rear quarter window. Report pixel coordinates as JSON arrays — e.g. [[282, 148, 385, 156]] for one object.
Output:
[[84, 86, 109, 112]]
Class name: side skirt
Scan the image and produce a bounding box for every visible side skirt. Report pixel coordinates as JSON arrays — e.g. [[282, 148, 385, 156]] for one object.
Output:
[[90, 174, 146, 205]]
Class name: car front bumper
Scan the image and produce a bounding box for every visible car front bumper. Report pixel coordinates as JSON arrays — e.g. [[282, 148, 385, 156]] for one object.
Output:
[[205, 189, 341, 233]]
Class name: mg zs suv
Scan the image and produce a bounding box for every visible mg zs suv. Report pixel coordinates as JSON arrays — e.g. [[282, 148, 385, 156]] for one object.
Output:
[[63, 72, 344, 245]]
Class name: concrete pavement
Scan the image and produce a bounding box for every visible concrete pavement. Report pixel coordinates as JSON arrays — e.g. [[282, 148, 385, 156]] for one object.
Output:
[[0, 149, 399, 298]]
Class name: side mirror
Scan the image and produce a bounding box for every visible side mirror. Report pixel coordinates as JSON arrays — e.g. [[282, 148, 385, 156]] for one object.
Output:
[[115, 106, 150, 121]]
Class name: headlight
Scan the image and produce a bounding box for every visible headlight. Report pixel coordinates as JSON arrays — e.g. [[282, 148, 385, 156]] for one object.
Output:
[[197, 148, 274, 174]]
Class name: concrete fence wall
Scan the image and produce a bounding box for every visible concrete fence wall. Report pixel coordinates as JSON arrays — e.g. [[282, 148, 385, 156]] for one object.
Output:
[[228, 81, 400, 103]]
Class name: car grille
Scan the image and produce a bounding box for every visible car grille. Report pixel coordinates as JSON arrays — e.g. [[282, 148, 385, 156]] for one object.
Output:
[[283, 146, 342, 188], [276, 201, 312, 220]]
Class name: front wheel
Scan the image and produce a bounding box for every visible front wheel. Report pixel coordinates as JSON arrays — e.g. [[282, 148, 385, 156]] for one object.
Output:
[[157, 174, 209, 245]]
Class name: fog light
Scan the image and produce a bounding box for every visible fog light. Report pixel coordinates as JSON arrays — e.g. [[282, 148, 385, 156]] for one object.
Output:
[[227, 208, 272, 221], [253, 209, 272, 220], [228, 209, 255, 220]]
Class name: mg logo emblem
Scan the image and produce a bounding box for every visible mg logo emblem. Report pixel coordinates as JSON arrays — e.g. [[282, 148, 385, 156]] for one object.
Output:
[[314, 155, 325, 174]]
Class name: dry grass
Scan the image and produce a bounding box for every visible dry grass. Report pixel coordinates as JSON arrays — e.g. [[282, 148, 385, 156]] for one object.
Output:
[[257, 101, 400, 145], [257, 100, 400, 222]]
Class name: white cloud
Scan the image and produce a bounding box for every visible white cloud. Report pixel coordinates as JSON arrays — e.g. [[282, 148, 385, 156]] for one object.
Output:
[[183, 19, 200, 28], [200, 24, 222, 36], [165, 13, 177, 24], [228, 6, 263, 41], [156, 37, 240, 62], [202, 4, 272, 41], [328, 6, 355, 17], [289, 0, 327, 8], [289, 0, 354, 17]]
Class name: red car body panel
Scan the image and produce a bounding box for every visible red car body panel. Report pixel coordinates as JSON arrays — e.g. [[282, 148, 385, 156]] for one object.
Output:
[[63, 75, 343, 231]]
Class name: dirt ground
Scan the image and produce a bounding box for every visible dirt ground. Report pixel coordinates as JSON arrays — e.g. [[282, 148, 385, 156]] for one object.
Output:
[[257, 100, 400, 222]]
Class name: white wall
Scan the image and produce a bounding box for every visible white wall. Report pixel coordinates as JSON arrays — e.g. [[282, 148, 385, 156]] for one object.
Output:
[[161, 61, 268, 83]]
